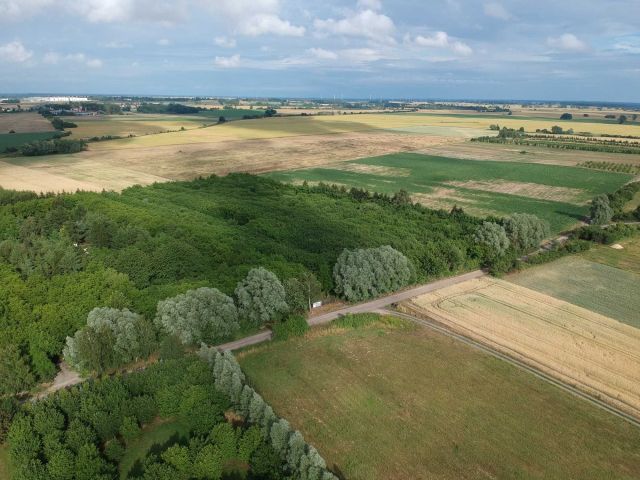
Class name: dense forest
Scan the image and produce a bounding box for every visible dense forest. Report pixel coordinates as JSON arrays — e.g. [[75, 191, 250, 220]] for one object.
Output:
[[7, 354, 303, 479], [0, 174, 486, 391]]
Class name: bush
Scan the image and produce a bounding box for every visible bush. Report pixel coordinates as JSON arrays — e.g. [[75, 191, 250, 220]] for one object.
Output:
[[272, 314, 309, 341]]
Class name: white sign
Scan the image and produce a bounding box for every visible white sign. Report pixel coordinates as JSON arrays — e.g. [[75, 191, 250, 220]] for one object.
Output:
[[312, 301, 323, 309]]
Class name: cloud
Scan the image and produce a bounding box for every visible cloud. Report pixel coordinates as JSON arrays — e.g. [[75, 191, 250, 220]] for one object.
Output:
[[547, 33, 589, 52], [483, 2, 512, 21], [157, 38, 171, 46], [103, 41, 132, 49], [410, 32, 473, 55], [0, 41, 33, 63], [43, 51, 103, 68], [307, 47, 338, 60], [214, 54, 241, 68], [237, 14, 305, 36], [0, 0, 53, 21], [357, 0, 382, 10], [214, 36, 237, 48], [314, 9, 395, 41], [71, 0, 189, 24], [613, 41, 640, 54]]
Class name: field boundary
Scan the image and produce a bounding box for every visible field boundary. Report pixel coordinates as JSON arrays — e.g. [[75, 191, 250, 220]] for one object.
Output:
[[392, 306, 640, 428]]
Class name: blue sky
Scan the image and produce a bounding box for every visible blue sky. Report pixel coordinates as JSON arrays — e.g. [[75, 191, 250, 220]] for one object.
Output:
[[1, 0, 639, 101]]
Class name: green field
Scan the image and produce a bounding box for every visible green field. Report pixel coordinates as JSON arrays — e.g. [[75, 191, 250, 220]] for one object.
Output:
[[239, 316, 640, 479], [266, 153, 632, 232], [0, 131, 59, 151], [0, 444, 10, 480], [118, 419, 190, 479], [509, 256, 640, 327], [581, 237, 640, 274]]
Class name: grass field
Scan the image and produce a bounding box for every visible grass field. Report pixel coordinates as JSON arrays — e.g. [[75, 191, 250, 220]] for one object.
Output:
[[0, 131, 59, 152], [267, 153, 632, 232], [118, 419, 190, 479], [509, 255, 640, 325], [0, 112, 55, 133], [581, 237, 640, 274], [239, 315, 640, 479], [0, 444, 10, 480], [403, 277, 640, 419]]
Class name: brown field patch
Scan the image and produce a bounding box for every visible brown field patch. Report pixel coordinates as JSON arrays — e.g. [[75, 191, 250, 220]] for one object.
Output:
[[329, 162, 411, 177], [2, 131, 451, 192], [446, 179, 587, 203], [0, 112, 55, 133], [0, 160, 99, 192], [402, 277, 640, 419], [410, 190, 491, 216]]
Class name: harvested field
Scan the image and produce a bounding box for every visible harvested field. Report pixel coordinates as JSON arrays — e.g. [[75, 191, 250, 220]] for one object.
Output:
[[445, 179, 587, 203], [416, 140, 640, 166], [403, 277, 640, 419], [0, 131, 452, 192], [239, 315, 640, 479], [0, 112, 54, 133], [510, 256, 640, 325], [330, 162, 412, 177]]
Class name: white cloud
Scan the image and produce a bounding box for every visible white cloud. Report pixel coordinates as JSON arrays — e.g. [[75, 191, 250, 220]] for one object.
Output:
[[43, 51, 103, 68], [0, 41, 33, 63], [214, 54, 241, 68], [214, 36, 237, 48], [613, 42, 640, 54], [314, 9, 395, 41], [357, 0, 382, 10], [547, 33, 589, 52], [157, 38, 171, 46], [340, 47, 385, 63], [71, 0, 188, 24], [86, 58, 103, 68], [410, 32, 473, 55], [307, 47, 338, 60], [237, 14, 305, 36], [103, 41, 132, 48], [483, 2, 512, 21], [0, 0, 53, 21]]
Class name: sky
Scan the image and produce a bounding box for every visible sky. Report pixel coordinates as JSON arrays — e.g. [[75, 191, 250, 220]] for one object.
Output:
[[0, 0, 639, 101]]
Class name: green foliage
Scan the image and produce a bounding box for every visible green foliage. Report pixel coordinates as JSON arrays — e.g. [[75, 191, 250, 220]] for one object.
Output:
[[503, 213, 550, 251], [20, 139, 86, 156], [333, 245, 413, 302], [474, 222, 510, 258], [120, 416, 140, 442], [235, 267, 289, 326], [63, 307, 156, 373], [284, 271, 323, 313], [590, 194, 614, 225], [155, 287, 239, 345], [272, 314, 309, 341], [0, 344, 35, 395]]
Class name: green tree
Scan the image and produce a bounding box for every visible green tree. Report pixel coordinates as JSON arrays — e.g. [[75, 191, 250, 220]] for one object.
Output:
[[333, 246, 412, 302], [560, 113, 573, 120], [155, 287, 239, 345], [503, 214, 550, 251], [474, 222, 510, 258], [590, 194, 614, 225], [235, 268, 289, 326], [0, 344, 35, 395], [285, 271, 323, 313], [119, 416, 140, 443]]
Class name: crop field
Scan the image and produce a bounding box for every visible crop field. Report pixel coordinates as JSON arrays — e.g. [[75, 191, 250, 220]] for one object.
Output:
[[416, 140, 640, 166], [238, 315, 640, 479], [403, 277, 640, 418], [509, 255, 640, 325], [0, 112, 54, 133], [63, 114, 216, 139], [0, 131, 59, 151], [267, 153, 632, 232]]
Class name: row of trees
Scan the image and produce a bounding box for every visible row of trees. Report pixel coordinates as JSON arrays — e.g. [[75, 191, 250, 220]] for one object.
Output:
[[473, 213, 551, 261], [63, 267, 291, 375], [200, 347, 336, 480], [20, 138, 86, 156]]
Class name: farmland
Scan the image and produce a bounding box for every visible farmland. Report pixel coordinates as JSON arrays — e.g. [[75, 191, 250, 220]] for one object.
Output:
[[510, 255, 640, 326], [581, 237, 640, 274], [0, 112, 55, 133], [402, 277, 640, 418], [267, 153, 632, 232], [238, 314, 640, 479]]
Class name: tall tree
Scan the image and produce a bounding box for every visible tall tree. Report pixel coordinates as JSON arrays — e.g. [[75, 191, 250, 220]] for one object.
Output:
[[235, 268, 288, 326], [590, 194, 614, 225]]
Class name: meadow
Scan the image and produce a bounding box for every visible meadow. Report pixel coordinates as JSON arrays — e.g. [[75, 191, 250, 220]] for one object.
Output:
[[239, 315, 640, 479], [403, 277, 640, 418], [509, 255, 640, 326], [0, 131, 59, 152], [267, 153, 632, 232]]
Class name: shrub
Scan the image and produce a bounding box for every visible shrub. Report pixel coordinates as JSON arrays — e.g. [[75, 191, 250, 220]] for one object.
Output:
[[272, 314, 309, 341]]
